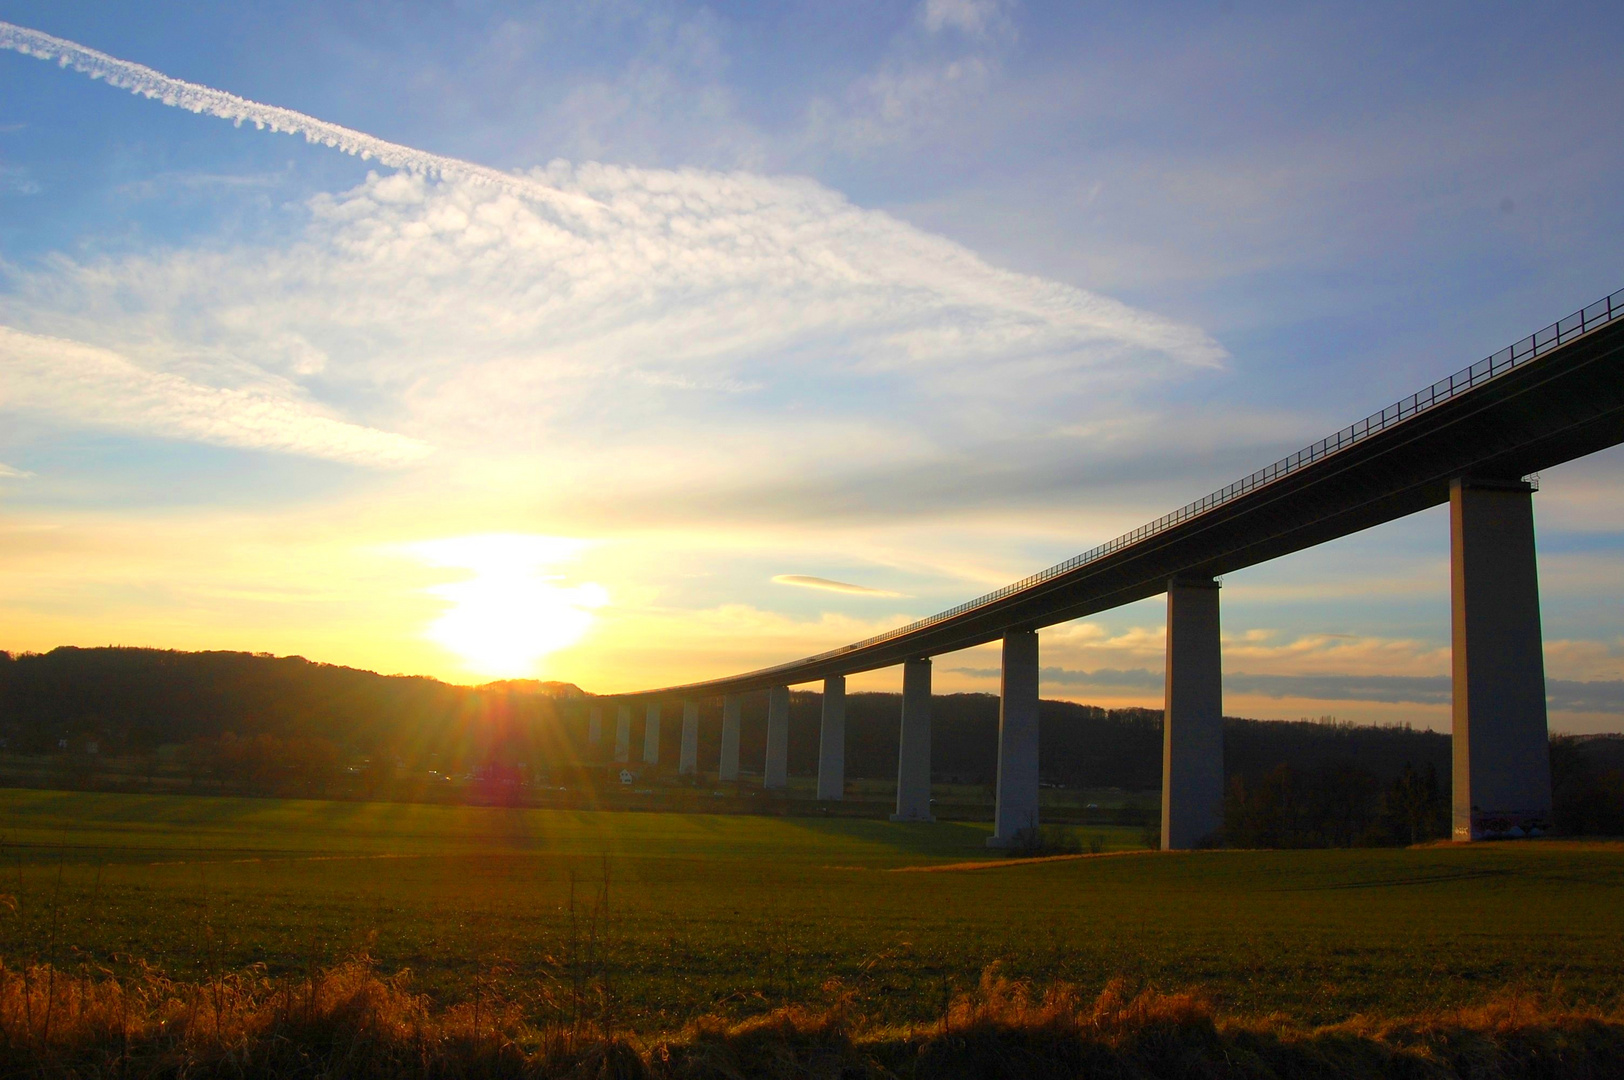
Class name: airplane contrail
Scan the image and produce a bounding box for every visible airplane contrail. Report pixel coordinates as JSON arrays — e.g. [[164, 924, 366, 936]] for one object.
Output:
[[0, 18, 1231, 376], [0, 20, 599, 214]]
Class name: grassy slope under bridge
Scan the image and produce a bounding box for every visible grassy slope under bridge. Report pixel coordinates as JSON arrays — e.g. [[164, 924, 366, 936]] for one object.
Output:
[[0, 788, 1620, 1037]]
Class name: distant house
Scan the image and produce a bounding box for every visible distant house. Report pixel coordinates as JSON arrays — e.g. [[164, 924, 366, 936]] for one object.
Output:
[[619, 769, 634, 785]]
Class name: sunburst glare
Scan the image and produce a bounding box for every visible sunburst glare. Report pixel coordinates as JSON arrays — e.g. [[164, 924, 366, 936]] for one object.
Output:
[[409, 534, 608, 679]]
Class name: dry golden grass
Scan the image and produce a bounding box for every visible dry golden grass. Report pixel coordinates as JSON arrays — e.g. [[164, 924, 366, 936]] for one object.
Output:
[[0, 956, 1619, 1079]]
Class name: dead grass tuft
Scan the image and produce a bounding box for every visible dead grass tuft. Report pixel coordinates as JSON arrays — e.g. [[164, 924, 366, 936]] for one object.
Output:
[[0, 955, 1619, 1078]]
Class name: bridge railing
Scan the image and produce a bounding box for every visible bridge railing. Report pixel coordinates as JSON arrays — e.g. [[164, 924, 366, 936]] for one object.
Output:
[[751, 287, 1622, 673]]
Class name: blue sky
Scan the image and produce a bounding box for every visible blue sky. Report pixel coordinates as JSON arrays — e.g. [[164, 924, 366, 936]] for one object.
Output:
[[1, 1, 1622, 730]]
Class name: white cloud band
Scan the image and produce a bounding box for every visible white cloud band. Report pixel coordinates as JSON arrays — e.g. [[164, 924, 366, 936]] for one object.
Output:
[[0, 326, 429, 466], [0, 17, 1228, 500]]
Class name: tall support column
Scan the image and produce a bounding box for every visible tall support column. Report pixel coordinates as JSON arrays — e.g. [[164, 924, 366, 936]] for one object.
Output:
[[1162, 577, 1224, 850], [892, 658, 934, 821], [1451, 478, 1552, 840], [679, 700, 700, 776], [988, 629, 1041, 846], [816, 676, 846, 800], [764, 686, 790, 790], [643, 702, 661, 766], [719, 694, 742, 782], [614, 703, 631, 764], [588, 704, 603, 748]]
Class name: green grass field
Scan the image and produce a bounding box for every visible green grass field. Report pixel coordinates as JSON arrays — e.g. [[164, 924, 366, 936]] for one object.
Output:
[[0, 788, 1619, 1034]]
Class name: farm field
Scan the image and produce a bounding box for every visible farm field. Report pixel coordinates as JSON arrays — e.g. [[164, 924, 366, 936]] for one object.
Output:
[[0, 788, 1621, 1035], [0, 751, 1161, 827]]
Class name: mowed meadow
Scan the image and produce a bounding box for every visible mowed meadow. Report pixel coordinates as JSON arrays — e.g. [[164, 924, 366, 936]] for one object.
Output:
[[1, 788, 1621, 1037]]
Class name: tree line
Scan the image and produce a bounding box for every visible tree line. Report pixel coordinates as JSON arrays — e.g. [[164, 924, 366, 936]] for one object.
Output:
[[3, 647, 1620, 842], [0, 647, 579, 785]]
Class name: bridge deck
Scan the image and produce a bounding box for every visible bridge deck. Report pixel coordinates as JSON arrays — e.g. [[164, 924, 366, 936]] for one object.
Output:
[[633, 289, 1624, 698]]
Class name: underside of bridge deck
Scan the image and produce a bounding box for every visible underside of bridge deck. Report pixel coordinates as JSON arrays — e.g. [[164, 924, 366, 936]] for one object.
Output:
[[606, 294, 1624, 845]]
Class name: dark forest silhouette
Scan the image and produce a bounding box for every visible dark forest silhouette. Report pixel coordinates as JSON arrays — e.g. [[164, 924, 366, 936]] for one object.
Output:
[[3, 646, 1620, 842], [1, 646, 1452, 783]]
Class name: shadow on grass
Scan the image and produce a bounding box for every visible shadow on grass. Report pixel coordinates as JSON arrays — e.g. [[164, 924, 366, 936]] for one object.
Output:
[[775, 815, 993, 860]]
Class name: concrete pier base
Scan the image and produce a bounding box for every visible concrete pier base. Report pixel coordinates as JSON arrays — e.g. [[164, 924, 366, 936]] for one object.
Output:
[[614, 703, 631, 764], [1162, 577, 1224, 850], [643, 703, 661, 766], [1451, 478, 1552, 840], [720, 694, 742, 782], [764, 686, 790, 790], [679, 700, 699, 776], [817, 676, 846, 800], [988, 630, 1040, 846], [588, 705, 602, 749], [892, 658, 934, 821]]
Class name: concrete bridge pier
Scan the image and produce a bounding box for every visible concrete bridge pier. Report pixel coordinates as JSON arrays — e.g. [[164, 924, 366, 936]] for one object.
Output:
[[988, 629, 1041, 846], [892, 657, 934, 821], [764, 685, 790, 789], [644, 702, 661, 765], [614, 702, 631, 764], [679, 700, 699, 776], [1162, 576, 1224, 850], [588, 704, 602, 749], [1451, 478, 1552, 840], [817, 675, 846, 800], [720, 693, 742, 781]]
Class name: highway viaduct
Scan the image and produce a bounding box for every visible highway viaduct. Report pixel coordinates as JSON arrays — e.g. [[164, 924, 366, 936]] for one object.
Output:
[[588, 288, 1624, 846]]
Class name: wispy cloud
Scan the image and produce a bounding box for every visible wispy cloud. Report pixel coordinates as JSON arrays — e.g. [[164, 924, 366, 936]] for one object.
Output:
[[948, 663, 1624, 714], [0, 462, 34, 479], [772, 574, 903, 597], [813, 18, 1005, 155], [115, 169, 287, 200], [0, 17, 1226, 495], [0, 163, 1225, 502], [950, 664, 1160, 690], [0, 326, 429, 466], [1549, 680, 1624, 715], [919, 0, 1009, 37], [0, 165, 40, 196]]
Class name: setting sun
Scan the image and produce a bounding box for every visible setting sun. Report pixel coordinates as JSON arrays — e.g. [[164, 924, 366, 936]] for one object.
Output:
[[409, 534, 608, 679]]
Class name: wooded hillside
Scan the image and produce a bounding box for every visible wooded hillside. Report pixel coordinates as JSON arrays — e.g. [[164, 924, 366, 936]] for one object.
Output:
[[2, 646, 1458, 787]]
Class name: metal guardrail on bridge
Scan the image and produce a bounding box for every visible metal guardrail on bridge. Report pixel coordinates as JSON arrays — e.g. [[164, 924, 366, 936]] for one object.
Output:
[[764, 286, 1624, 672]]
